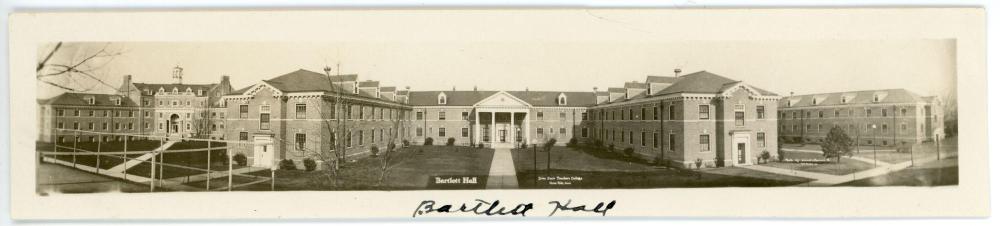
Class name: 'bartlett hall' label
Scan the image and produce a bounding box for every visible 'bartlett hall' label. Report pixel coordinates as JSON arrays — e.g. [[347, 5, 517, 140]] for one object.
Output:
[[427, 175, 486, 189]]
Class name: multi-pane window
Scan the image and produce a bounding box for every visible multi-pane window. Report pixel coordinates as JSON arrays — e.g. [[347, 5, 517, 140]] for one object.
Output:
[[416, 127, 424, 136], [462, 128, 469, 137], [438, 111, 446, 120], [629, 109, 634, 120], [559, 112, 566, 120], [56, 109, 64, 116], [357, 130, 364, 145], [88, 123, 94, 130], [438, 128, 446, 137], [74, 110, 80, 117], [536, 128, 543, 135], [537, 112, 544, 119], [239, 105, 249, 118], [652, 132, 659, 148], [699, 105, 710, 119], [295, 104, 306, 119], [640, 108, 646, 120], [259, 113, 270, 130], [757, 132, 766, 147], [756, 106, 765, 119], [669, 105, 676, 120], [462, 112, 469, 120], [881, 109, 888, 117], [582, 112, 588, 120], [295, 133, 306, 150], [416, 111, 424, 120], [628, 131, 634, 144], [735, 112, 745, 126], [582, 128, 589, 138], [699, 135, 710, 151], [559, 127, 566, 136], [640, 132, 647, 146], [653, 107, 659, 120], [882, 124, 888, 133], [866, 109, 872, 117]]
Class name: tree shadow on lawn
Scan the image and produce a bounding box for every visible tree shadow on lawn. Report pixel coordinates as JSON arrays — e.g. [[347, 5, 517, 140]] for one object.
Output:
[[837, 157, 958, 187]]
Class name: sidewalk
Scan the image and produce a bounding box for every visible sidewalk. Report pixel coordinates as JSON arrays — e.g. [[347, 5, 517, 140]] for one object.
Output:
[[741, 154, 950, 186], [781, 148, 892, 166], [105, 140, 177, 173], [486, 148, 518, 189]]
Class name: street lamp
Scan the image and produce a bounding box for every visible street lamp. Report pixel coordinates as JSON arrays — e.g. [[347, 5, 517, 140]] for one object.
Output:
[[871, 124, 878, 167]]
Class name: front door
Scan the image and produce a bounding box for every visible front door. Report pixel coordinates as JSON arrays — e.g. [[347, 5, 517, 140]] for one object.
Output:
[[253, 135, 275, 168], [732, 133, 751, 166]]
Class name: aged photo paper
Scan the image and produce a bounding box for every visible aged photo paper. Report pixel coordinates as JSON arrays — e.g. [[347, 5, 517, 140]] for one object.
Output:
[[7, 8, 988, 219]]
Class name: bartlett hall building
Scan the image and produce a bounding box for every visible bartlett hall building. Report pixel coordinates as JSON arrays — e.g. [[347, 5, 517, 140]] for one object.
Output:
[[40, 67, 787, 169]]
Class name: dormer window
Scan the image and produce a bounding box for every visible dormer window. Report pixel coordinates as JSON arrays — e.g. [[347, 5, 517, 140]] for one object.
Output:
[[157, 87, 165, 94], [353, 82, 359, 94], [111, 97, 121, 106], [812, 98, 818, 105], [185, 87, 193, 94], [172, 87, 179, 94], [437, 93, 447, 105], [558, 93, 567, 106], [197, 89, 204, 96], [787, 101, 792, 107], [143, 89, 151, 95], [646, 84, 652, 95], [841, 96, 847, 103], [873, 94, 880, 102]]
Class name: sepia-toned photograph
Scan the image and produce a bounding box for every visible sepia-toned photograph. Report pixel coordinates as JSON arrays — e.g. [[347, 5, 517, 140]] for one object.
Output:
[[7, 9, 988, 219], [32, 40, 958, 193]]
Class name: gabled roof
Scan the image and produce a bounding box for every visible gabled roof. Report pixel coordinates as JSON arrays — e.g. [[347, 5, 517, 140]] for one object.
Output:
[[409, 90, 595, 107], [781, 89, 933, 108], [654, 71, 778, 96], [39, 93, 138, 107], [359, 80, 380, 87], [608, 87, 626, 93], [259, 69, 351, 93], [380, 86, 396, 92], [646, 75, 680, 84], [330, 74, 358, 82], [594, 91, 609, 96], [624, 82, 647, 89]]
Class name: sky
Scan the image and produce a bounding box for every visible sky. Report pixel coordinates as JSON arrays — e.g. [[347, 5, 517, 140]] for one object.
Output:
[[36, 40, 955, 99]]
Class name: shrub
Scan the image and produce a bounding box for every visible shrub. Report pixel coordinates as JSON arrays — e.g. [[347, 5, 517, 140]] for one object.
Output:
[[477, 143, 485, 149], [544, 138, 557, 152], [387, 142, 397, 152], [369, 145, 380, 157], [520, 143, 528, 149], [303, 158, 317, 171], [607, 144, 615, 152], [424, 137, 434, 146], [233, 153, 248, 166], [760, 151, 771, 164], [402, 139, 410, 147], [447, 137, 456, 146], [279, 159, 296, 170], [567, 138, 578, 148], [694, 158, 703, 169], [623, 147, 635, 158]]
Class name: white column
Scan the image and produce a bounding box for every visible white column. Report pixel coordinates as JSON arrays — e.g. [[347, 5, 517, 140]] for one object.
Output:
[[509, 112, 514, 144], [525, 110, 531, 145], [491, 111, 496, 144], [475, 110, 480, 145]]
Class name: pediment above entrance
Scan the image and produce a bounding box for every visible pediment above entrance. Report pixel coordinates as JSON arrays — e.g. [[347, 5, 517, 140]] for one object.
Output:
[[473, 91, 532, 108]]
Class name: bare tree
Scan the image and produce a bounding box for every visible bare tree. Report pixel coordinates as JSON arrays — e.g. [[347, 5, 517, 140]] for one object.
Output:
[[378, 104, 408, 187], [37, 42, 125, 92]]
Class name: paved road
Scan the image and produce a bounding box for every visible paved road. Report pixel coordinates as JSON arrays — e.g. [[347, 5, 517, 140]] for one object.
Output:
[[485, 148, 518, 189]]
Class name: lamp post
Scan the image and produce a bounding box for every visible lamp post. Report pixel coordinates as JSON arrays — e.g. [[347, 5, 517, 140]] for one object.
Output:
[[871, 124, 878, 167]]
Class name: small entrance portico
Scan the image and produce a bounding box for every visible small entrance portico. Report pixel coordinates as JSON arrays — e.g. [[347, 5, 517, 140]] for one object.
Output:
[[473, 91, 532, 148]]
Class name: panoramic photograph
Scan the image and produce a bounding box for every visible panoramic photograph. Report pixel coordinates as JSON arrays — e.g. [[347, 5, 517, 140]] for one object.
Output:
[[33, 41, 958, 193]]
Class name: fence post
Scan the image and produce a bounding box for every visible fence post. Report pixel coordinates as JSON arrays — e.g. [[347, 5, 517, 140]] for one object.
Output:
[[96, 134, 102, 173], [159, 138, 164, 186], [72, 130, 79, 167], [123, 132, 129, 181], [206, 140, 212, 191], [228, 144, 233, 192], [150, 154, 156, 192]]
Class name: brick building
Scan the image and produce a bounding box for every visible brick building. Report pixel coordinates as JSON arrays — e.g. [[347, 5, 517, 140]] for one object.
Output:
[[407, 89, 592, 148], [37, 93, 148, 143], [778, 89, 946, 147], [581, 71, 781, 168], [118, 66, 233, 140], [222, 69, 413, 169]]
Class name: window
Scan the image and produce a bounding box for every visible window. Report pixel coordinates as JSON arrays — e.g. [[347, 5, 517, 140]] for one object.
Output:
[[901, 123, 907, 132], [866, 108, 872, 117], [57, 122, 63, 129], [144, 111, 149, 117], [901, 108, 907, 116], [582, 112, 588, 120], [653, 107, 659, 120], [295, 104, 306, 119], [89, 110, 95, 117], [437, 93, 447, 104], [259, 113, 270, 130], [873, 94, 880, 102], [669, 105, 676, 120], [735, 112, 745, 126], [699, 135, 710, 151], [56, 109, 64, 116], [582, 128, 589, 138], [560, 112, 567, 120], [559, 127, 566, 136], [629, 109, 634, 120], [558, 95, 567, 105], [629, 131, 634, 144], [358, 130, 364, 145], [462, 112, 469, 120], [73, 122, 79, 130], [416, 112, 424, 120], [640, 132, 647, 146], [438, 111, 446, 120], [652, 132, 659, 148], [834, 110, 840, 117], [818, 111, 824, 118], [416, 127, 424, 136], [536, 112, 544, 119], [438, 128, 446, 137], [462, 128, 469, 137], [346, 132, 353, 147], [881, 108, 888, 117], [371, 129, 376, 144], [74, 110, 80, 117], [699, 105, 710, 119], [882, 124, 888, 133], [536, 128, 543, 135], [640, 108, 646, 120], [346, 105, 353, 119], [757, 132, 766, 147]]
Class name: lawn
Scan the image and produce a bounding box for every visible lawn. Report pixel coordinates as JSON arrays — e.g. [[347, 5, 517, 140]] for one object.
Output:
[[244, 145, 495, 191], [512, 146, 811, 188], [839, 157, 958, 186]]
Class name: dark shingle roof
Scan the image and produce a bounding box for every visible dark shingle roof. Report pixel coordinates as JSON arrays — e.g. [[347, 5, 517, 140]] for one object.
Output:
[[39, 93, 138, 107], [608, 87, 626, 93], [781, 89, 932, 108], [624, 82, 647, 89], [359, 80, 380, 87], [133, 83, 216, 96], [261, 69, 351, 93], [654, 71, 778, 96], [646, 76, 680, 84], [380, 86, 396, 92]]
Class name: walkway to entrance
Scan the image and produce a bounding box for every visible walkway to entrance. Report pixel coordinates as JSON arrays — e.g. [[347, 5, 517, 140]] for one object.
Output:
[[486, 148, 518, 189]]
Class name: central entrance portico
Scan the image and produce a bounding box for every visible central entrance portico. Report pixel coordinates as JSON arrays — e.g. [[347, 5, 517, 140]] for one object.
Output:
[[473, 91, 532, 148]]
